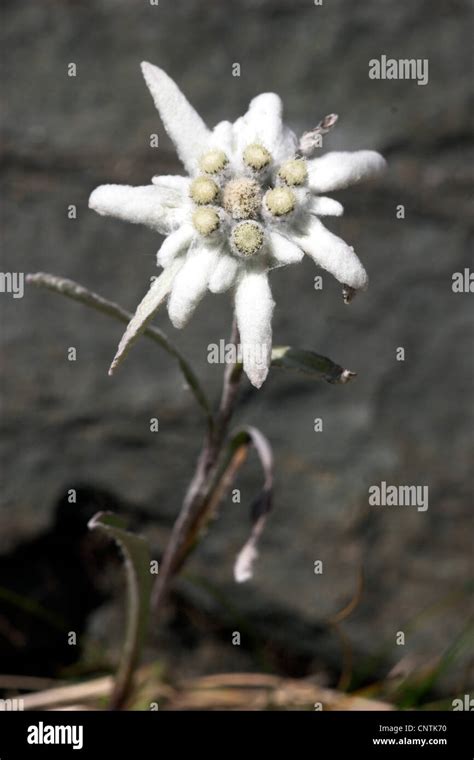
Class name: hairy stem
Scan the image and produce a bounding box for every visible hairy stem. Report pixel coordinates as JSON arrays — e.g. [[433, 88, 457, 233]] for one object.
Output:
[[151, 319, 243, 619]]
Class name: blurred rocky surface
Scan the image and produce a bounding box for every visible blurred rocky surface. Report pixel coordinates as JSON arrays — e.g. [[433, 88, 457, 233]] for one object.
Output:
[[1, 0, 473, 694]]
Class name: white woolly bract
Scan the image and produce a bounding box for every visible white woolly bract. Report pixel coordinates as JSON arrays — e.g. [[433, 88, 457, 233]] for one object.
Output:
[[89, 184, 184, 235], [141, 62, 211, 175], [269, 231, 304, 265], [234, 270, 274, 388], [233, 93, 298, 165], [309, 196, 344, 217], [151, 175, 191, 193], [293, 216, 368, 290], [208, 253, 238, 293], [167, 243, 218, 328], [209, 120, 236, 155], [109, 258, 184, 375], [307, 150, 386, 193], [157, 224, 194, 267]]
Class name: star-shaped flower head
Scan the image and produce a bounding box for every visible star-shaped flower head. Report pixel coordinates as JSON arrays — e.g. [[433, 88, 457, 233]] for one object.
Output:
[[89, 63, 386, 388]]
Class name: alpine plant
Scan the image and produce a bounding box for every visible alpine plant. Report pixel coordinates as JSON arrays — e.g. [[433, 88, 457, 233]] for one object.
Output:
[[89, 63, 386, 388]]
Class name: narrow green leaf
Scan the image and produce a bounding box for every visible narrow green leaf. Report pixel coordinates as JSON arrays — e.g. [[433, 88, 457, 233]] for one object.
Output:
[[271, 346, 356, 384], [26, 273, 213, 422], [88, 511, 152, 710]]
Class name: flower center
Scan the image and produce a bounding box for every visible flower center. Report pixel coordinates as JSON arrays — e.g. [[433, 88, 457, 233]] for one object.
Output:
[[192, 206, 220, 236], [199, 149, 229, 174], [190, 176, 220, 205], [231, 221, 264, 256], [243, 143, 272, 171], [223, 178, 262, 220], [264, 187, 296, 216], [278, 159, 308, 186], [190, 145, 308, 257]]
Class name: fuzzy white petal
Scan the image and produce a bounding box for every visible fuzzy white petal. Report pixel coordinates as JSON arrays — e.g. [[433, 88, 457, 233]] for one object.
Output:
[[308, 150, 386, 193], [269, 231, 304, 265], [141, 62, 211, 175], [293, 216, 368, 290], [89, 184, 184, 234], [157, 224, 194, 267], [208, 253, 239, 293], [210, 120, 236, 155], [151, 174, 191, 194], [109, 258, 184, 375], [234, 92, 297, 162], [234, 270, 274, 388], [168, 243, 218, 328], [308, 196, 344, 217]]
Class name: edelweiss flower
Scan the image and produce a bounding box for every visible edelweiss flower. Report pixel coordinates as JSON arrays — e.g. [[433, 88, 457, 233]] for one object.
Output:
[[89, 63, 386, 387]]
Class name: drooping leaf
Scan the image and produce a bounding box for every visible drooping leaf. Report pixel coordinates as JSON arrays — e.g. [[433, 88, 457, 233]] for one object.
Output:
[[26, 272, 212, 420]]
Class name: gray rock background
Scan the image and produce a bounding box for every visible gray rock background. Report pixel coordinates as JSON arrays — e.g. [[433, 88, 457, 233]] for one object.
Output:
[[1, 0, 473, 698]]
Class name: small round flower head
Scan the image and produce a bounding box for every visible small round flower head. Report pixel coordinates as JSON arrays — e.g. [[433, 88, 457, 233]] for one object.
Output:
[[199, 149, 229, 175], [192, 206, 221, 236], [231, 221, 264, 257], [264, 187, 296, 217], [278, 158, 308, 186], [243, 143, 272, 171], [223, 178, 262, 220], [190, 176, 220, 205]]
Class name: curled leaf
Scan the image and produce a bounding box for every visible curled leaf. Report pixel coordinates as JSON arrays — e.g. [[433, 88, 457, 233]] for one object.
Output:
[[299, 113, 339, 156], [232, 426, 273, 584]]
